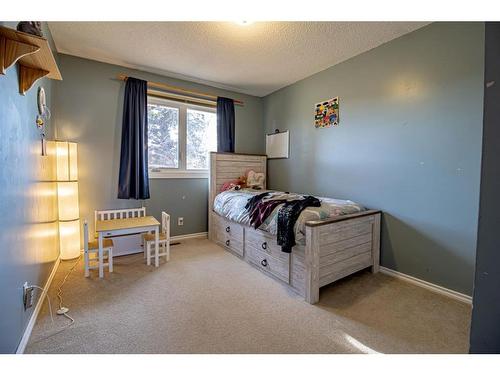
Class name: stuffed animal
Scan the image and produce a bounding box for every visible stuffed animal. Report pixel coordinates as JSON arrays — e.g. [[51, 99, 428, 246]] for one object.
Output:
[[220, 175, 247, 192], [246, 170, 265, 189]]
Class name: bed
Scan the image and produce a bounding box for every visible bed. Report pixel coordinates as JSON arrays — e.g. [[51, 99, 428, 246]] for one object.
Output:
[[208, 152, 381, 304]]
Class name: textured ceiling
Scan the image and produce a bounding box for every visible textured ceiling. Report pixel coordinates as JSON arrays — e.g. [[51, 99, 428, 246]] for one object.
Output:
[[48, 22, 429, 97]]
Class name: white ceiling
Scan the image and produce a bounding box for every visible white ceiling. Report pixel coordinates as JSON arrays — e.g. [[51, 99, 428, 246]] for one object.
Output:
[[48, 22, 429, 97]]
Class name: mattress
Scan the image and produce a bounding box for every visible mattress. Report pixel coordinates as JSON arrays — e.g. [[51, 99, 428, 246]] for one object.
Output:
[[213, 189, 365, 243]]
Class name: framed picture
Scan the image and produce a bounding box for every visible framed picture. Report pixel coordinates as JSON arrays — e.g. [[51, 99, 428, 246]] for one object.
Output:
[[266, 130, 289, 159], [314, 97, 339, 128]]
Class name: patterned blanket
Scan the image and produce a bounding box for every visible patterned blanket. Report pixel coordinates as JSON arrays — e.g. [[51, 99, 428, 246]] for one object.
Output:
[[213, 189, 364, 243]]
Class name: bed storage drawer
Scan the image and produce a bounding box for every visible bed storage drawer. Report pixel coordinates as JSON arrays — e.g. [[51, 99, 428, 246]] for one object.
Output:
[[212, 214, 244, 243], [246, 245, 290, 283], [211, 214, 244, 256], [245, 228, 290, 263], [220, 235, 244, 257]]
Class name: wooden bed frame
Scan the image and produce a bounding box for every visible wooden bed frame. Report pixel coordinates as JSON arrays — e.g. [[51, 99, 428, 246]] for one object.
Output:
[[208, 152, 381, 304]]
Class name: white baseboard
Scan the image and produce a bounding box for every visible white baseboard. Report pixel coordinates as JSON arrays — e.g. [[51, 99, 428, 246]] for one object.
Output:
[[16, 256, 61, 354], [379, 266, 472, 305], [171, 232, 208, 241]]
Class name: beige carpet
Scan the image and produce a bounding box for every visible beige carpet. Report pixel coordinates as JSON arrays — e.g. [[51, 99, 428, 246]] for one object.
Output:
[[26, 238, 471, 354]]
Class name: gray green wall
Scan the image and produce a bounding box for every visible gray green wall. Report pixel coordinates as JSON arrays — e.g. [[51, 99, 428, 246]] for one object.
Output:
[[0, 22, 59, 353], [0, 22, 486, 353], [54, 55, 264, 237], [262, 22, 485, 295]]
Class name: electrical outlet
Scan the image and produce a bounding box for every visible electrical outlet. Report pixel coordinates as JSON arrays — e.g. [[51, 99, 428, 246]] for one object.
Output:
[[178, 217, 184, 226], [23, 282, 34, 310]]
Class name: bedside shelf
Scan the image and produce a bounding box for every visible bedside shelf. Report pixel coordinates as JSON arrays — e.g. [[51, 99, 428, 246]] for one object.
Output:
[[0, 26, 62, 95]]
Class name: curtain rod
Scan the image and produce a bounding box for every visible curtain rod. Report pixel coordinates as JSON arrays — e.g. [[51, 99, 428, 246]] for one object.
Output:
[[117, 74, 244, 106]]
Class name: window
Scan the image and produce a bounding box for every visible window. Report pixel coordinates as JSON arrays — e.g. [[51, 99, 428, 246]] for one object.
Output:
[[148, 98, 217, 178], [148, 103, 179, 169], [186, 108, 218, 169]]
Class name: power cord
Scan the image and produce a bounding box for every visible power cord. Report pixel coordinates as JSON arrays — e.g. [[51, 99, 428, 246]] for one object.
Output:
[[55, 254, 81, 325], [28, 255, 81, 345]]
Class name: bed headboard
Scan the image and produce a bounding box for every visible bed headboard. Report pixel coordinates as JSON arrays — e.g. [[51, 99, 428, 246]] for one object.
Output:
[[209, 152, 267, 213]]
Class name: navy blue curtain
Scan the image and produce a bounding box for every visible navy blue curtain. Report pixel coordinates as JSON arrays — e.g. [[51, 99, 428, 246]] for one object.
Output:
[[117, 77, 150, 199], [216, 97, 235, 152]]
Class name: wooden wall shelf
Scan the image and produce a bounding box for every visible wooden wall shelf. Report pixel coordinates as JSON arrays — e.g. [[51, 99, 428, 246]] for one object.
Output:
[[0, 26, 62, 95]]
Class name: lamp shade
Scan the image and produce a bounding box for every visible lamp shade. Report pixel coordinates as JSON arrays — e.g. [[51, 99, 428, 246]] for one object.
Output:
[[59, 220, 81, 260], [68, 142, 78, 180], [57, 181, 80, 221], [56, 141, 80, 260], [56, 141, 69, 181], [56, 141, 78, 181]]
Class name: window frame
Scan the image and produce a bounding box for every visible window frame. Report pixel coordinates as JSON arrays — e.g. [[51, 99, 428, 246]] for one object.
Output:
[[147, 96, 217, 179]]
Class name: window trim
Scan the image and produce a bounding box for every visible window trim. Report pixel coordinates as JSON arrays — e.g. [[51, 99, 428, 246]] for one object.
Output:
[[147, 96, 216, 179], [149, 169, 209, 179]]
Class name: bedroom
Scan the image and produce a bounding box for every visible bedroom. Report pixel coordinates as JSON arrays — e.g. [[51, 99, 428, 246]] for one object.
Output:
[[1, 0, 499, 371]]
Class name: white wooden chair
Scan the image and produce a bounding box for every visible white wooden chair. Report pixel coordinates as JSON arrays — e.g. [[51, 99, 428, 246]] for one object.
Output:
[[84, 220, 114, 277], [142, 212, 170, 266]]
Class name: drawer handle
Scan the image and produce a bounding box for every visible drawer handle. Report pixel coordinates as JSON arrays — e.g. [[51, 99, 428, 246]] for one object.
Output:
[[225, 239, 230, 246], [261, 259, 268, 267], [261, 242, 267, 250], [225, 226, 231, 233]]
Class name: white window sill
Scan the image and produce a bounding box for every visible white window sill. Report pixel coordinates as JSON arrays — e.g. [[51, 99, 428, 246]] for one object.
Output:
[[149, 170, 209, 179]]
